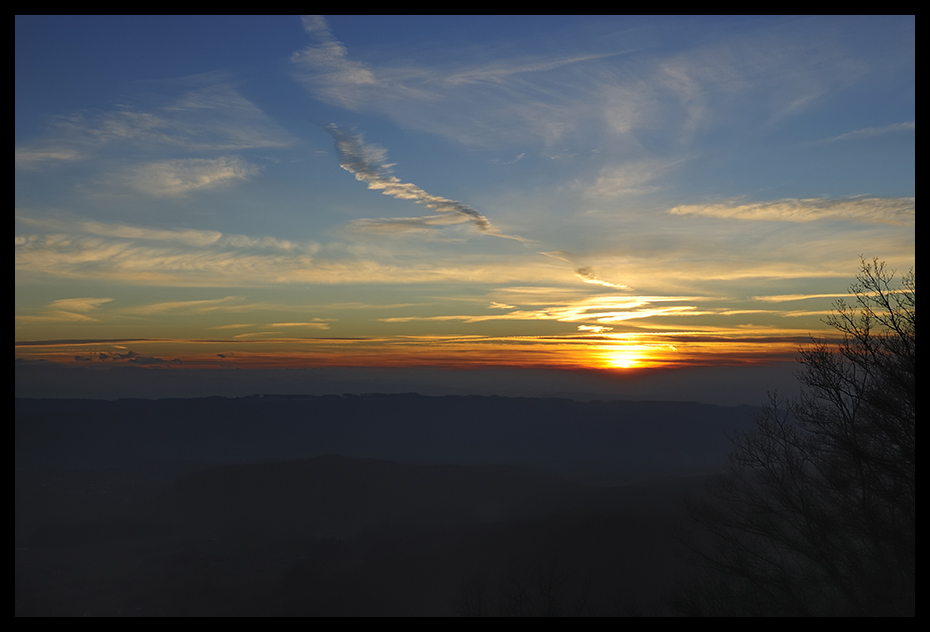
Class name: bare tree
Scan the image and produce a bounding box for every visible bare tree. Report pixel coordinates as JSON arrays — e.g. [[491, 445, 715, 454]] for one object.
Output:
[[454, 572, 490, 617], [677, 258, 915, 616]]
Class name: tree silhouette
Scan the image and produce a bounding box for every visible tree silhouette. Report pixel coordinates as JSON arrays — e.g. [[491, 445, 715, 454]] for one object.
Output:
[[676, 258, 915, 616]]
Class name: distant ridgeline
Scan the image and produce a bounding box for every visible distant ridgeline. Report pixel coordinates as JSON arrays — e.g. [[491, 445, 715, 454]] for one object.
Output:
[[15, 394, 760, 484]]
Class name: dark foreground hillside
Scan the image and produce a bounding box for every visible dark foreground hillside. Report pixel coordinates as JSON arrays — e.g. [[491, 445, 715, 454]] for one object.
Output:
[[16, 394, 757, 616], [17, 455, 712, 616]]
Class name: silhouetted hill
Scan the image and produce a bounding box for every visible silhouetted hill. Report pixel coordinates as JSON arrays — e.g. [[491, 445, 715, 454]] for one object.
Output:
[[15, 393, 760, 484]]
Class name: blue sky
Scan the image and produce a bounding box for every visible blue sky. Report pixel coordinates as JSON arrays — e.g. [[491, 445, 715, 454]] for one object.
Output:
[[15, 15, 915, 394]]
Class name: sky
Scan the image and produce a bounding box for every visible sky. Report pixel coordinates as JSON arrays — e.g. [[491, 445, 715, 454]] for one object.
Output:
[[15, 16, 915, 403]]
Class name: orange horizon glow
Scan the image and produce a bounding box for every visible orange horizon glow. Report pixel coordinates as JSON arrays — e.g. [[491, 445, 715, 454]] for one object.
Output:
[[14, 329, 819, 373]]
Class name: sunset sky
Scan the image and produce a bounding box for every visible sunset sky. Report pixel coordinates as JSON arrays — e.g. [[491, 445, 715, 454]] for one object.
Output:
[[15, 16, 915, 399]]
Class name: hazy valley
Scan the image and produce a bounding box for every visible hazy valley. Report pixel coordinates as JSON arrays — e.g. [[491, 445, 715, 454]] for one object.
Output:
[[16, 394, 758, 616]]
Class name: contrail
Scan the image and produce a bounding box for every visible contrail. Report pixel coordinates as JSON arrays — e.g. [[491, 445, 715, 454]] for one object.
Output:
[[326, 124, 524, 238]]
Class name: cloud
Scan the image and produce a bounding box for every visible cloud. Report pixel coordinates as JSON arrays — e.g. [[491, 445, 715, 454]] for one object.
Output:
[[293, 17, 635, 148], [299, 15, 610, 112], [15, 147, 84, 169], [820, 121, 914, 143], [325, 125, 523, 239], [292, 16, 382, 109], [539, 252, 634, 291], [443, 53, 621, 86], [15, 228, 558, 287], [584, 159, 679, 198], [115, 156, 260, 197], [291, 16, 899, 154], [124, 296, 248, 315], [669, 196, 915, 226], [18, 216, 223, 246], [216, 235, 297, 250], [94, 350, 182, 365], [18, 215, 299, 252], [578, 324, 613, 333], [157, 79, 297, 150], [379, 294, 713, 327], [574, 267, 631, 289], [270, 320, 334, 330], [15, 79, 294, 169], [751, 292, 852, 303], [46, 297, 114, 312], [16, 296, 113, 324], [348, 214, 470, 235], [17, 312, 98, 324], [127, 355, 182, 365], [495, 153, 525, 165]]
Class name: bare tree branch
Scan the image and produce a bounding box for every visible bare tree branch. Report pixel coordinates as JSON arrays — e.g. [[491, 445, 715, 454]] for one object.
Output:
[[676, 258, 915, 616]]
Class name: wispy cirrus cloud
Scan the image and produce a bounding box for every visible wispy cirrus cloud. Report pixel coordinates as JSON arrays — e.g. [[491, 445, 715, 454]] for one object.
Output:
[[819, 121, 914, 143], [574, 267, 630, 289], [670, 196, 915, 226], [15, 210, 908, 291], [18, 215, 224, 246], [112, 156, 261, 197], [291, 16, 384, 109], [46, 297, 114, 313], [18, 215, 300, 252], [15, 79, 295, 169], [270, 320, 334, 330], [583, 160, 676, 198], [14, 147, 84, 169], [379, 294, 711, 327], [15, 216, 555, 287], [16, 297, 113, 324], [292, 15, 902, 155], [293, 16, 635, 148], [752, 292, 852, 303], [123, 296, 249, 315], [348, 214, 468, 235]]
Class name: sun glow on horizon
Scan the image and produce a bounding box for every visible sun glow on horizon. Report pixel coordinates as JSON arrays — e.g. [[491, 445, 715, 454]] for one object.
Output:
[[13, 327, 821, 373], [603, 349, 643, 369], [593, 342, 667, 369]]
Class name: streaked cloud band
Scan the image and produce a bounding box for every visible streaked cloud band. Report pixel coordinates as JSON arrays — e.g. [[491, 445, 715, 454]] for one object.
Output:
[[670, 196, 914, 226]]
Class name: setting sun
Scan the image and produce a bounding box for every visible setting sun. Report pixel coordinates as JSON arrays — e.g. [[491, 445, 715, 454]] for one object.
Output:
[[603, 349, 643, 369], [595, 343, 656, 369]]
